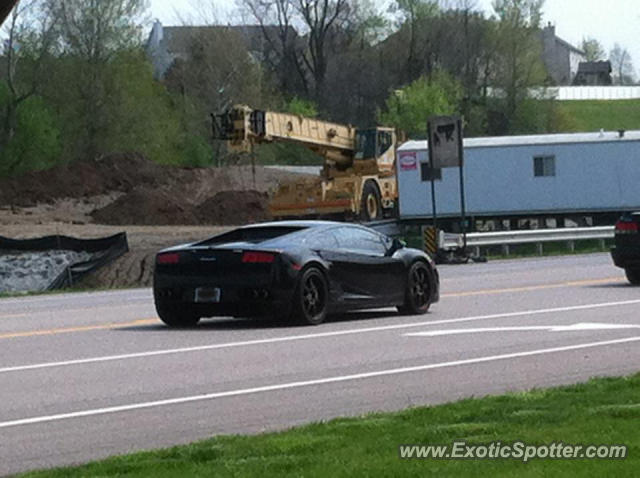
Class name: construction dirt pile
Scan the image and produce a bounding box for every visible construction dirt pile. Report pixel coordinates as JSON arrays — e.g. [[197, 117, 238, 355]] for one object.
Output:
[[0, 153, 308, 226], [91, 189, 271, 226]]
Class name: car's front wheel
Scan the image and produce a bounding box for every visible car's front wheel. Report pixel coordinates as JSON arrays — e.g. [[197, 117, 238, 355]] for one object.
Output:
[[625, 268, 640, 285], [156, 302, 201, 327], [292, 267, 328, 325], [398, 261, 432, 315]]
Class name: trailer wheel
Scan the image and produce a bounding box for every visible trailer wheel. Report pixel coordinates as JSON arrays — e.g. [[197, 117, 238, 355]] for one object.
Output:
[[361, 180, 382, 221]]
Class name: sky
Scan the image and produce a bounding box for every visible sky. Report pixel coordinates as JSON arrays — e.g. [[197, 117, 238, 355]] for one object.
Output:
[[149, 0, 640, 75]]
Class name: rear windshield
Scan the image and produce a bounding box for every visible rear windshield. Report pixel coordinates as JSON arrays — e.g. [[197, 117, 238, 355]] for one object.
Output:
[[195, 226, 308, 246]]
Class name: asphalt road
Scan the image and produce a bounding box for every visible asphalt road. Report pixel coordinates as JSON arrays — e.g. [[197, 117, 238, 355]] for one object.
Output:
[[1, 253, 639, 475]]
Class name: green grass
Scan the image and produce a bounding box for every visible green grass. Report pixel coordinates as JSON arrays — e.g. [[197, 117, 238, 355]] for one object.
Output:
[[21, 373, 640, 477], [556, 100, 640, 132]]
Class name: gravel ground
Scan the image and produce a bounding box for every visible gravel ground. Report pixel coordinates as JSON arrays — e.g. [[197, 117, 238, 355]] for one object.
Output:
[[0, 250, 93, 293], [0, 224, 232, 290]]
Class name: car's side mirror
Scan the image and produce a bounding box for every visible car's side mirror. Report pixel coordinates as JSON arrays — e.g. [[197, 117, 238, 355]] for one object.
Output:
[[387, 238, 406, 255]]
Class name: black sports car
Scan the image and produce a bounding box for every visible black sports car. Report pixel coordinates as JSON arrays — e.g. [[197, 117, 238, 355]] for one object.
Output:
[[153, 221, 439, 326], [611, 212, 640, 284]]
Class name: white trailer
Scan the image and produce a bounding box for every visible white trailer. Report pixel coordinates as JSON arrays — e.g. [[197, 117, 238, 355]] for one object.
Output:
[[397, 130, 640, 226]]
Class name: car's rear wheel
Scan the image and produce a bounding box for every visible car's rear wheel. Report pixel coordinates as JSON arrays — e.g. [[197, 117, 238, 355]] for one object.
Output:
[[156, 302, 201, 327], [398, 261, 432, 315], [292, 267, 328, 325], [625, 268, 640, 285]]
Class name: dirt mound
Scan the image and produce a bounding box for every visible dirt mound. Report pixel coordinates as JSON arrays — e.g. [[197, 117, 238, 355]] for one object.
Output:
[[91, 189, 271, 226], [0, 153, 314, 225], [0, 153, 167, 207], [90, 187, 200, 226], [197, 190, 272, 225]]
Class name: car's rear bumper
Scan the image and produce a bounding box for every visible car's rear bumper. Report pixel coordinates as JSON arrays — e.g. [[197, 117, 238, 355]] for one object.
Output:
[[153, 273, 296, 318], [611, 244, 640, 269]]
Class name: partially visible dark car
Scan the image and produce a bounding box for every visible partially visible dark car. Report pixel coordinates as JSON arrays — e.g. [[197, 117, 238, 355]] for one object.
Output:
[[611, 212, 640, 284], [153, 221, 439, 326]]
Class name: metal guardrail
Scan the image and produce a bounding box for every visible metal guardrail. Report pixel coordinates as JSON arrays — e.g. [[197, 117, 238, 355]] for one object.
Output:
[[440, 226, 614, 250]]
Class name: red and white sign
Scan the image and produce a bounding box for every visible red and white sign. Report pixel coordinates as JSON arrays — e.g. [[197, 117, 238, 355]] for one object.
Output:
[[399, 152, 417, 171]]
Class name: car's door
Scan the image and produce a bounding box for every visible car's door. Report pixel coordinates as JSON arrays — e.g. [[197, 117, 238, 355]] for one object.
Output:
[[329, 226, 405, 304]]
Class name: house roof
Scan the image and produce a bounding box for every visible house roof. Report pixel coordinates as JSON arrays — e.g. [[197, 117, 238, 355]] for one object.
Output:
[[554, 35, 585, 55], [576, 61, 612, 74], [153, 24, 297, 56]]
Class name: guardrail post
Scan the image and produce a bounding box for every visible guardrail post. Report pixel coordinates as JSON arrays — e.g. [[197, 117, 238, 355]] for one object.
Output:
[[502, 244, 510, 256], [599, 239, 605, 251], [568, 240, 575, 253], [537, 243, 543, 255]]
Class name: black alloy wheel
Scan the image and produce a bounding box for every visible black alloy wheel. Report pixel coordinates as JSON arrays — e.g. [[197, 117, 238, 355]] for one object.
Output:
[[398, 261, 432, 315], [293, 267, 328, 325]]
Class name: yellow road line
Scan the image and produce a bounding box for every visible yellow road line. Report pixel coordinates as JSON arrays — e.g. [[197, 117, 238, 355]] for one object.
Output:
[[0, 319, 157, 340], [0, 302, 150, 320], [442, 277, 624, 298], [0, 277, 625, 340]]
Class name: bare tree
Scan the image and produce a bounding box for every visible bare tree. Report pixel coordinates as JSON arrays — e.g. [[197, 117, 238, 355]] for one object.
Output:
[[609, 43, 635, 85], [237, 0, 309, 97], [392, 0, 439, 79], [295, 0, 350, 102]]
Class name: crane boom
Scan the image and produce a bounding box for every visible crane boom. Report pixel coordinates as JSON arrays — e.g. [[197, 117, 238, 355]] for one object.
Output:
[[213, 105, 355, 166]]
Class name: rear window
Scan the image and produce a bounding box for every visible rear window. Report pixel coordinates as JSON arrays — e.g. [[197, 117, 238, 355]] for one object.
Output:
[[195, 226, 308, 246]]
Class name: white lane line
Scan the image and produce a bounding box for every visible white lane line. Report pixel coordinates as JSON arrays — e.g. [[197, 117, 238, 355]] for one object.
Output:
[[1, 335, 639, 429], [2, 299, 640, 375], [406, 323, 640, 337]]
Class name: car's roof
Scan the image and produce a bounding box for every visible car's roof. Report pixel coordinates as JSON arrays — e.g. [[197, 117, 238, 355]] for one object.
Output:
[[240, 220, 352, 229]]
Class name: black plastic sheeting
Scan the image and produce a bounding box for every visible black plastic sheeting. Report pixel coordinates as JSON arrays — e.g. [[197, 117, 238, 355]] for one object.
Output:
[[0, 233, 129, 290]]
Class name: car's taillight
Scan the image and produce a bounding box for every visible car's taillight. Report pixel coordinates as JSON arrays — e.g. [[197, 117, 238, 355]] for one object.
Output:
[[615, 220, 638, 234], [157, 252, 180, 264], [242, 251, 275, 263]]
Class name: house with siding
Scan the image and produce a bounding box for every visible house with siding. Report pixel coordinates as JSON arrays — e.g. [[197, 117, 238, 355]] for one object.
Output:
[[540, 23, 586, 85], [145, 20, 297, 80]]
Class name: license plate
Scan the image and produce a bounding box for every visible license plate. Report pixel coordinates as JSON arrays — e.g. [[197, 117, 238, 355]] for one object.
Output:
[[194, 287, 221, 303]]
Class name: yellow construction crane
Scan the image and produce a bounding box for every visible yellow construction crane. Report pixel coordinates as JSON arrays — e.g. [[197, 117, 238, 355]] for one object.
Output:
[[212, 105, 400, 221]]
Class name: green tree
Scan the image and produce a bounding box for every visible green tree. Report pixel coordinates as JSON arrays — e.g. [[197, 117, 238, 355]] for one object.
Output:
[[47, 0, 147, 159], [581, 37, 605, 62], [164, 26, 280, 166], [0, 82, 60, 176], [44, 50, 193, 166], [286, 96, 319, 117], [0, 0, 57, 174], [378, 71, 463, 138], [489, 0, 547, 134]]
